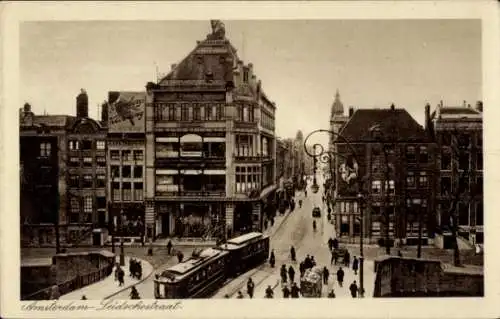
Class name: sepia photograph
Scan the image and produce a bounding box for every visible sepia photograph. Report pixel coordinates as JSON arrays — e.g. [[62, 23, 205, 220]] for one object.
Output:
[[2, 1, 500, 319]]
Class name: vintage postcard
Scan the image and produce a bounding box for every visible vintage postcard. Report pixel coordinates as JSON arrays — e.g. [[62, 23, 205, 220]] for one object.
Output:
[[1, 1, 499, 319]]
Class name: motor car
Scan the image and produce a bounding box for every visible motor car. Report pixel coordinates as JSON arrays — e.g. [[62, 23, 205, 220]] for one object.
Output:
[[312, 207, 321, 218]]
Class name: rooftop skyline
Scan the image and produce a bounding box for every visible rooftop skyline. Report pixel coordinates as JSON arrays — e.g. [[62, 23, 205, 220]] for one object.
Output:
[[20, 20, 481, 144]]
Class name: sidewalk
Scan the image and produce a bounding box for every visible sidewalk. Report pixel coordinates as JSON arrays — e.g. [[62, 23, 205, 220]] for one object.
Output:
[[59, 256, 154, 300]]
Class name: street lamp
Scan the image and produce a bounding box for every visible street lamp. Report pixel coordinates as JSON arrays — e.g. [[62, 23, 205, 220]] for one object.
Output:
[[303, 129, 365, 296]]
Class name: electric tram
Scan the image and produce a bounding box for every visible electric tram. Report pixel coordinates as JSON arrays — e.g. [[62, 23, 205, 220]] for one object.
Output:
[[154, 232, 270, 299]]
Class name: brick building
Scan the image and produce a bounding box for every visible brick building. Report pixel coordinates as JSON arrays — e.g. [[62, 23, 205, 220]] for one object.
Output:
[[20, 90, 108, 247], [431, 101, 483, 244], [143, 20, 277, 241], [333, 104, 437, 245]]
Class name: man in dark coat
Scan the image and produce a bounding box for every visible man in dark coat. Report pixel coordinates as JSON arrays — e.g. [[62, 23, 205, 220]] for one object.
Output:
[[344, 251, 350, 267], [280, 265, 288, 284], [118, 268, 125, 286], [331, 249, 338, 265], [322, 266, 330, 285], [352, 256, 359, 275], [290, 246, 296, 262], [167, 240, 173, 255], [247, 277, 255, 298], [332, 238, 339, 250], [336, 267, 344, 287], [288, 265, 295, 283], [269, 250, 276, 268], [328, 238, 334, 251], [282, 285, 291, 298], [177, 251, 184, 263], [349, 281, 358, 298], [299, 261, 305, 278], [290, 282, 300, 298]]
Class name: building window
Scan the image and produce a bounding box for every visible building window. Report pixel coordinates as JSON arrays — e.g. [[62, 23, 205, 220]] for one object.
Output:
[[122, 150, 132, 161], [81, 140, 92, 150], [96, 156, 106, 167], [133, 166, 143, 179], [458, 202, 469, 226], [419, 146, 428, 163], [441, 152, 451, 170], [459, 153, 469, 170], [457, 134, 471, 149], [476, 202, 483, 226], [134, 183, 143, 201], [477, 133, 483, 147], [69, 175, 80, 188], [69, 157, 80, 167], [110, 150, 120, 161], [84, 196, 93, 213], [168, 105, 175, 121], [112, 182, 120, 201], [243, 67, 249, 82], [83, 157, 93, 167], [123, 182, 132, 201], [418, 172, 428, 188], [406, 172, 415, 188], [70, 197, 80, 223], [134, 150, 144, 161], [459, 176, 469, 194], [156, 142, 179, 158], [40, 142, 51, 157], [476, 176, 483, 194], [96, 174, 106, 188], [441, 132, 452, 146], [111, 165, 120, 178], [371, 180, 382, 194], [96, 140, 106, 150], [83, 175, 93, 188], [406, 146, 416, 162], [441, 177, 452, 196], [69, 140, 80, 150], [193, 106, 201, 121], [122, 166, 132, 178], [236, 135, 253, 157], [216, 105, 224, 120], [385, 180, 395, 194], [476, 152, 483, 170], [96, 196, 106, 209], [181, 105, 189, 121]]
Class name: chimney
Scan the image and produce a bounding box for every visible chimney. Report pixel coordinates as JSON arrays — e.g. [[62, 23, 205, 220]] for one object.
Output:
[[349, 107, 354, 117], [476, 101, 483, 112], [390, 103, 395, 111], [23, 102, 31, 113], [101, 102, 109, 123], [425, 103, 430, 130], [76, 88, 89, 118]]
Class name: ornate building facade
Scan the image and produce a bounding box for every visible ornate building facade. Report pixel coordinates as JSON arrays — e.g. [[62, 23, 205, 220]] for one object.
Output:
[[144, 21, 277, 241]]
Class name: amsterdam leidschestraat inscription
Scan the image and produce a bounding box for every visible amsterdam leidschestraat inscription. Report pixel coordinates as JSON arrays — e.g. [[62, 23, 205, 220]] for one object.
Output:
[[21, 300, 183, 312]]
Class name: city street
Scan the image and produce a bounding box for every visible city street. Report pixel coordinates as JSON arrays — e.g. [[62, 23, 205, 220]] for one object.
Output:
[[215, 178, 375, 299]]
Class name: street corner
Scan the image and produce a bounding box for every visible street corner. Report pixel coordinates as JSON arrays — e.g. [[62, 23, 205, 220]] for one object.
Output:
[[104, 256, 155, 300]]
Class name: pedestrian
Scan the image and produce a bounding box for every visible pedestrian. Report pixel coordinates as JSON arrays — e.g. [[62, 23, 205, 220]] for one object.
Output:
[[280, 265, 288, 284], [247, 277, 255, 298], [137, 261, 143, 279], [177, 251, 184, 263], [81, 295, 87, 300], [311, 256, 316, 267], [331, 250, 338, 265], [282, 285, 291, 298], [290, 282, 300, 298], [114, 263, 119, 281], [129, 258, 134, 277], [299, 261, 305, 278], [349, 281, 358, 298], [304, 255, 311, 269], [265, 285, 274, 298], [344, 251, 350, 267], [332, 237, 339, 250], [322, 266, 329, 285], [288, 265, 295, 283], [118, 268, 125, 286], [237, 291, 244, 299], [327, 289, 336, 298], [352, 256, 359, 275], [130, 286, 140, 299], [269, 250, 276, 268], [224, 294, 230, 298], [167, 240, 173, 255], [328, 237, 334, 251], [336, 267, 344, 287], [290, 246, 296, 262], [305, 190, 307, 197]]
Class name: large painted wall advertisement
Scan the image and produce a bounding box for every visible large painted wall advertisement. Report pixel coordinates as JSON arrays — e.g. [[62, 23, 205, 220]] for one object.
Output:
[[336, 144, 365, 196], [108, 91, 145, 133]]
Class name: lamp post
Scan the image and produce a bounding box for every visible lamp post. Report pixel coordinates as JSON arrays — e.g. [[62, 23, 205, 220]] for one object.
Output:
[[304, 129, 365, 297]]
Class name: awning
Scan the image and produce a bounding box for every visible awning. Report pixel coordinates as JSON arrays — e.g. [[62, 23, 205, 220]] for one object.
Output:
[[260, 184, 277, 199]]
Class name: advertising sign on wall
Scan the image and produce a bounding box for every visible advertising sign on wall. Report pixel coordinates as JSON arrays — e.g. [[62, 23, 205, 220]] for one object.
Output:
[[108, 91, 145, 133]]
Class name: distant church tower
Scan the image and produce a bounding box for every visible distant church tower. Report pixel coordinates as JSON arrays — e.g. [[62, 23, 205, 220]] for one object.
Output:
[[328, 90, 348, 196]]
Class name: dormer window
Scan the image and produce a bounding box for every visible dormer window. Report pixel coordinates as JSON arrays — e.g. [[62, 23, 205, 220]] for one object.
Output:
[[243, 68, 249, 83]]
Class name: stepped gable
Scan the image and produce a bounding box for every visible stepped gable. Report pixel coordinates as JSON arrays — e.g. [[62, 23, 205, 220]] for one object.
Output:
[[339, 108, 427, 142], [159, 20, 238, 86]]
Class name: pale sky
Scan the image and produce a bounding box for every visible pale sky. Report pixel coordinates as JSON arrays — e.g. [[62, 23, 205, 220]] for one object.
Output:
[[20, 20, 481, 144]]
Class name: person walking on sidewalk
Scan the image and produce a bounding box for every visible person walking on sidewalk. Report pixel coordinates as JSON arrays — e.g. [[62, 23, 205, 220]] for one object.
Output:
[[327, 289, 336, 298], [177, 251, 184, 263], [288, 265, 296, 283], [290, 246, 296, 262], [328, 237, 334, 251], [336, 267, 344, 287], [299, 261, 305, 278], [332, 237, 339, 250], [344, 251, 350, 267], [118, 267, 125, 287], [269, 250, 276, 268], [247, 278, 255, 298], [322, 266, 330, 285], [291, 282, 300, 298], [282, 285, 291, 298], [349, 281, 358, 298], [130, 286, 140, 299], [352, 256, 359, 275], [237, 291, 244, 299], [331, 249, 338, 265], [167, 240, 173, 255], [280, 265, 288, 284]]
